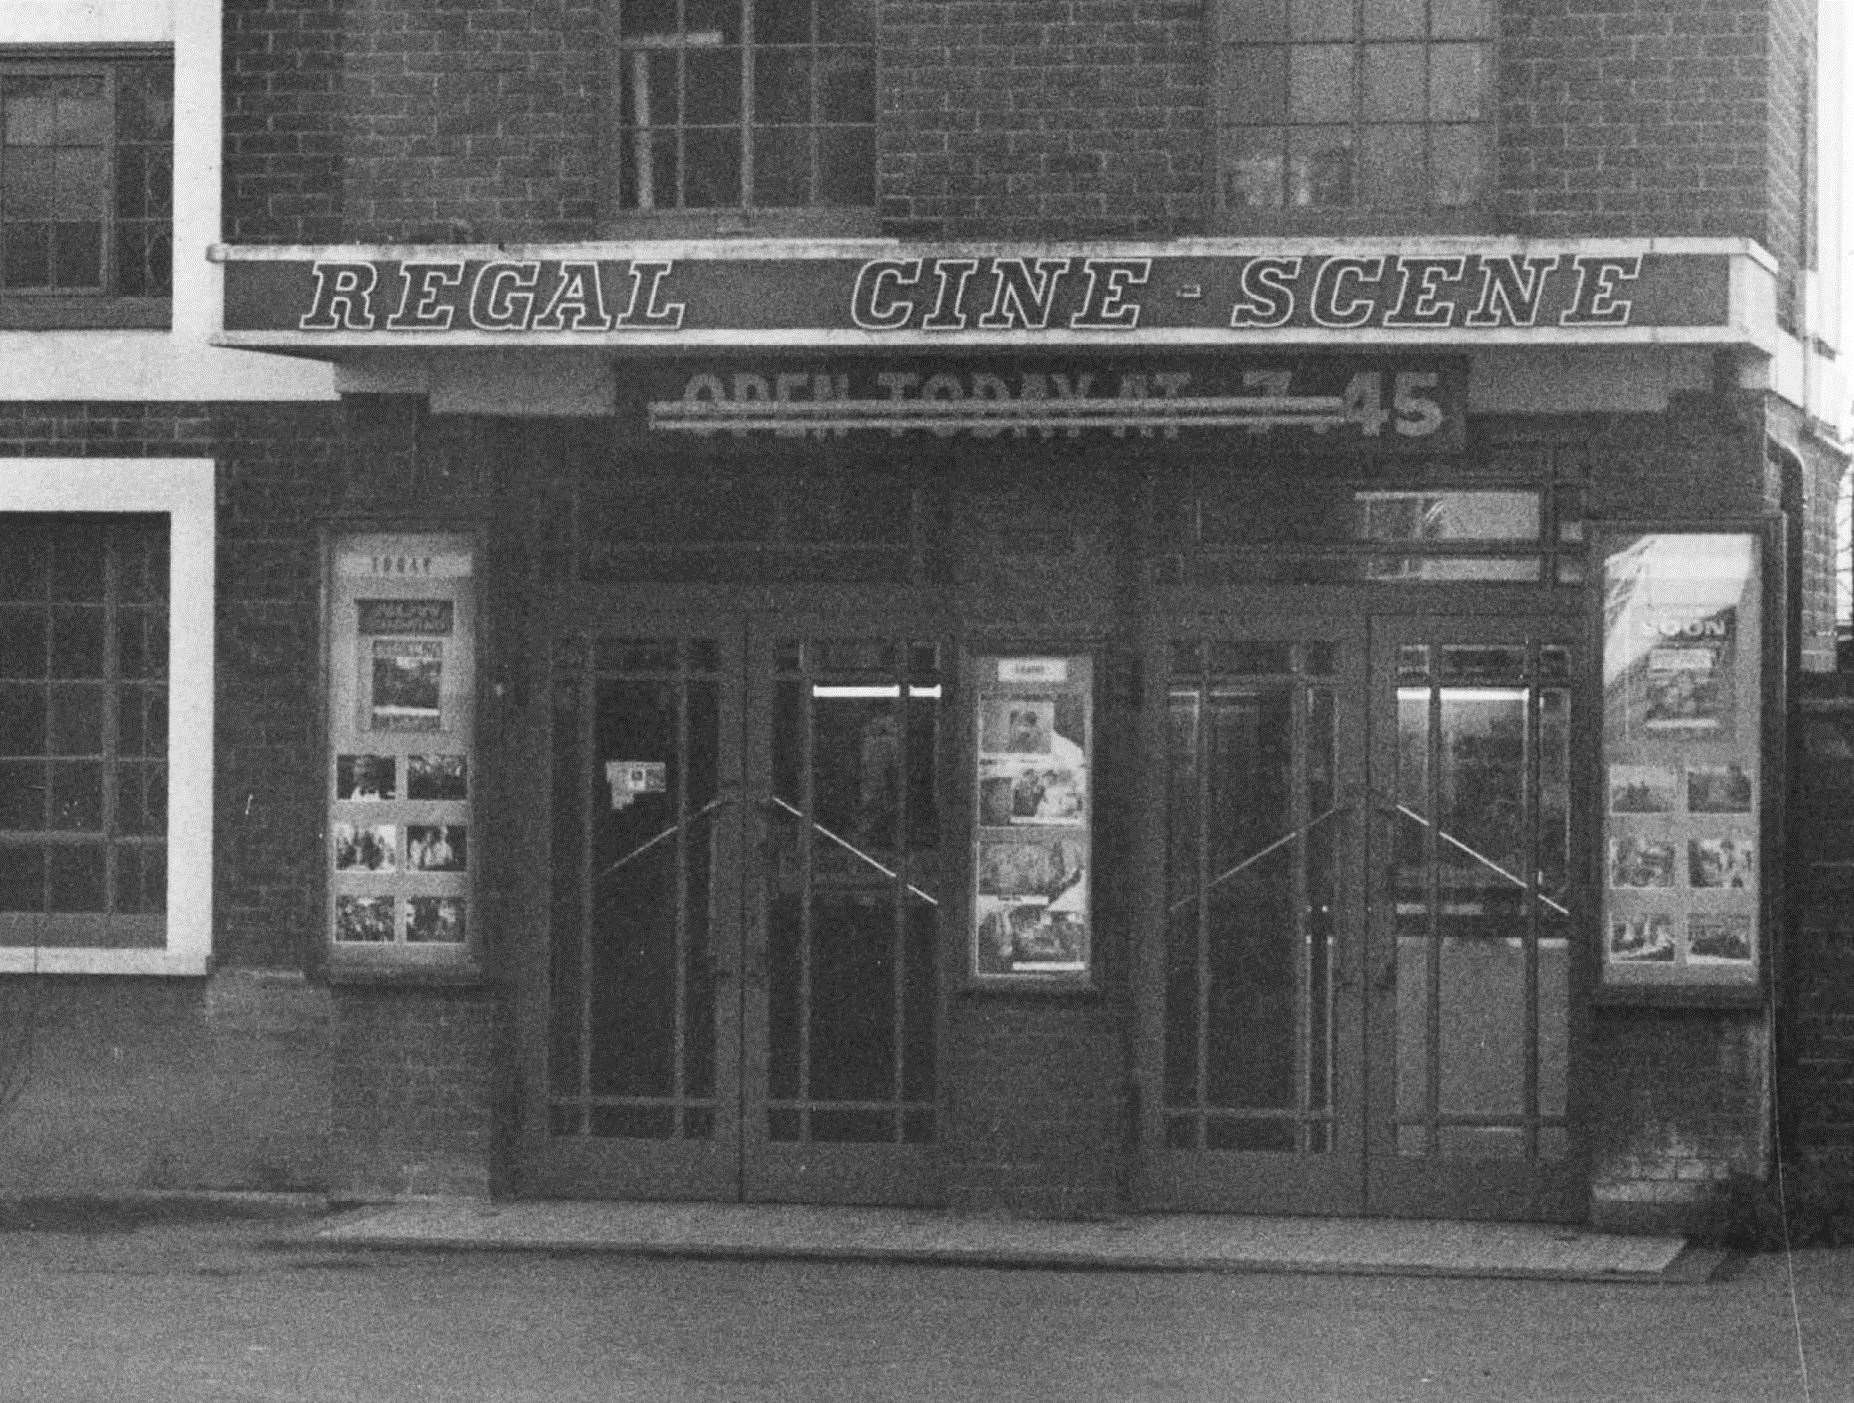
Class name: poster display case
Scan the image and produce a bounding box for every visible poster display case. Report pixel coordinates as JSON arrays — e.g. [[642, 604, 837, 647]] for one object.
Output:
[[1599, 528, 1766, 992], [970, 654, 1093, 985], [326, 533, 476, 960]]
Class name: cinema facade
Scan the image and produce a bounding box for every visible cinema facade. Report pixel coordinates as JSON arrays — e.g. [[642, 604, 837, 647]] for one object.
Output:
[[184, 233, 1847, 1229]]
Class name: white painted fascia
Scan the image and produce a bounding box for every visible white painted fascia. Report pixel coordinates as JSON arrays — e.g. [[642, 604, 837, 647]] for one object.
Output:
[[0, 1, 172, 44]]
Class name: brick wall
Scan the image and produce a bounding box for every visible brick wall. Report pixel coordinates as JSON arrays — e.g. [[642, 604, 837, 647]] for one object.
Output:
[[1763, 0, 1814, 297], [1786, 697, 1854, 1159], [224, 0, 345, 243], [337, 0, 602, 243], [945, 1001, 1125, 1216], [1497, 0, 1780, 243], [1587, 1011, 1769, 1231], [878, 0, 1206, 239], [329, 985, 501, 1199], [0, 972, 330, 1193], [225, 0, 1821, 253]]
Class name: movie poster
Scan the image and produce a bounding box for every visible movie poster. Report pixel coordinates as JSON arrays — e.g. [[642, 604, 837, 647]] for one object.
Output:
[[330, 537, 476, 955], [972, 655, 1093, 981], [369, 639, 444, 732], [1600, 531, 1761, 989], [1639, 611, 1734, 739]]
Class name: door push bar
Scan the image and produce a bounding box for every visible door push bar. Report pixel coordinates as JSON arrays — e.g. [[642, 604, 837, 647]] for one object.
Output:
[[767, 795, 940, 907], [1167, 800, 1352, 916], [593, 793, 732, 887]]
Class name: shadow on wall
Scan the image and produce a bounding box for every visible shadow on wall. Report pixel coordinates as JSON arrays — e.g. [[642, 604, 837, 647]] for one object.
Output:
[[0, 971, 332, 1195]]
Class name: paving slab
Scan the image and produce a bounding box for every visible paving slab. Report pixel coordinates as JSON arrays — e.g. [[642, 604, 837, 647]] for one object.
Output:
[[308, 1200, 1720, 1282]]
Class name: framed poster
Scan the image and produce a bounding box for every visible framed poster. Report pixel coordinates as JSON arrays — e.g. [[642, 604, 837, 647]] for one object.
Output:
[[1598, 528, 1765, 992], [326, 534, 476, 962], [970, 654, 1093, 984]]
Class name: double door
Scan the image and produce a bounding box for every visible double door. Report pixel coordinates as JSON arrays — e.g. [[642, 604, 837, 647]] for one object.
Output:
[[1142, 602, 1583, 1220], [524, 592, 1586, 1220], [526, 602, 946, 1204]]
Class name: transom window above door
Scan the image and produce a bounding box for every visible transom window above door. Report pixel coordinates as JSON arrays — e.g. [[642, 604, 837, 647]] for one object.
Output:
[[1214, 0, 1494, 223], [611, 0, 876, 226]]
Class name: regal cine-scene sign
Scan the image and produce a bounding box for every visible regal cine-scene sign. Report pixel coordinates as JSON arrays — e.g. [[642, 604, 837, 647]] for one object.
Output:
[[216, 241, 1741, 344]]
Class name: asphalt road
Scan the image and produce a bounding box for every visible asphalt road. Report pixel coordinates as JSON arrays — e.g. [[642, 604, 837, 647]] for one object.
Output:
[[0, 1205, 1847, 1403]]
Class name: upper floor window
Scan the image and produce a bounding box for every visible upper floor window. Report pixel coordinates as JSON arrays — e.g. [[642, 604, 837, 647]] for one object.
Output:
[[1215, 0, 1493, 222], [613, 0, 875, 223], [0, 55, 171, 318]]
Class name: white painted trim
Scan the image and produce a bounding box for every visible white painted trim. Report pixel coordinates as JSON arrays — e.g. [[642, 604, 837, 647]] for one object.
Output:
[[211, 236, 1774, 264], [0, 1, 172, 45], [0, 459, 215, 977], [215, 325, 1770, 351]]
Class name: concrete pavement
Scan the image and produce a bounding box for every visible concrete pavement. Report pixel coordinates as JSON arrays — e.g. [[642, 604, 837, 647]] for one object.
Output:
[[0, 1197, 1843, 1402], [308, 1198, 1714, 1283]]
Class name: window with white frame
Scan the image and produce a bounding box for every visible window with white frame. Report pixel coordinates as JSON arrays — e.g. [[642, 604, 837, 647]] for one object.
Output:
[[1214, 0, 1494, 220], [612, 0, 875, 219], [0, 52, 172, 320], [0, 460, 212, 975]]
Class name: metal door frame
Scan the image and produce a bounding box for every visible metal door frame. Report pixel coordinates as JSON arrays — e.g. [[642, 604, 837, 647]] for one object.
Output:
[[1362, 610, 1590, 1222], [519, 588, 951, 1205], [1134, 591, 1371, 1215]]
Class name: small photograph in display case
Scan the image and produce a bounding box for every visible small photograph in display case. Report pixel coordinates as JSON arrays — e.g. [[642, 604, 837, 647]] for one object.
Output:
[[336, 754, 396, 801], [975, 896, 1087, 973], [979, 696, 1086, 762], [369, 640, 444, 732], [334, 895, 394, 943], [1609, 836, 1676, 889], [1687, 913, 1753, 963], [1608, 765, 1676, 814], [979, 759, 1087, 825], [979, 835, 1086, 899], [1609, 912, 1676, 962], [1687, 763, 1754, 814], [407, 897, 466, 944], [407, 824, 466, 873], [334, 822, 397, 872], [981, 699, 1056, 755], [1688, 836, 1755, 890], [408, 754, 468, 801]]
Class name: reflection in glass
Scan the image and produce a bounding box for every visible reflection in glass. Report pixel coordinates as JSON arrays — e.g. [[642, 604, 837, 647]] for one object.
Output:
[[1393, 641, 1571, 1162], [1165, 642, 1338, 1156], [769, 638, 940, 1146]]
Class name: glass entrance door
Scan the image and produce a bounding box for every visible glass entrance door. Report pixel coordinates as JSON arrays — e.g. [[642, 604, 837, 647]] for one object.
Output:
[[1141, 605, 1581, 1220], [530, 610, 945, 1205], [1139, 620, 1369, 1214], [1366, 617, 1582, 1220]]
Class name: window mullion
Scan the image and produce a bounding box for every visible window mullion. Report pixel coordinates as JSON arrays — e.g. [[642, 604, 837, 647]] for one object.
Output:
[[103, 66, 119, 297], [808, 0, 820, 205], [741, 0, 755, 208]]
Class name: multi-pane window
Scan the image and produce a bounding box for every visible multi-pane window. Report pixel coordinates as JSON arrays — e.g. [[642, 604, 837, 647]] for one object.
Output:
[[0, 58, 172, 297], [0, 515, 168, 946], [1215, 0, 1493, 217], [614, 0, 876, 214]]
